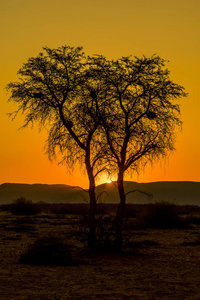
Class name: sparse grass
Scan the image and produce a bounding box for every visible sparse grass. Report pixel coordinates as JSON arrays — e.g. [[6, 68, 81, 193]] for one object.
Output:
[[18, 234, 77, 266], [3, 216, 37, 233]]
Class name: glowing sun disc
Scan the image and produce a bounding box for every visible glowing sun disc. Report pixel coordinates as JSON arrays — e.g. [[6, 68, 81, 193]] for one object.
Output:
[[107, 180, 112, 183]]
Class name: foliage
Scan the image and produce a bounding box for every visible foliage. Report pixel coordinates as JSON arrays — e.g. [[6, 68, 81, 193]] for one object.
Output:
[[6, 45, 108, 249], [89, 55, 187, 177], [7, 46, 107, 179]]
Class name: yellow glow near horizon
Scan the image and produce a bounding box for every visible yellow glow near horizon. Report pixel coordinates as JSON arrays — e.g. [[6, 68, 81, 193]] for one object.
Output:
[[0, 0, 200, 188]]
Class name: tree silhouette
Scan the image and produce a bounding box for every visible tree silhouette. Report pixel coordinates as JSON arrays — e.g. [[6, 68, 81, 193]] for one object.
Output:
[[89, 54, 187, 250], [7, 47, 187, 252], [7, 46, 107, 250]]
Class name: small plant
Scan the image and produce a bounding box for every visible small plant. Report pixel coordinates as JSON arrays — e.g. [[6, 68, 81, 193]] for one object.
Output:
[[18, 234, 76, 266], [10, 197, 41, 215]]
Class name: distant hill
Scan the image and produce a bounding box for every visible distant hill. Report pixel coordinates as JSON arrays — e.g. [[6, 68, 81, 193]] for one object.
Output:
[[0, 181, 200, 205], [96, 181, 200, 206], [0, 183, 88, 204]]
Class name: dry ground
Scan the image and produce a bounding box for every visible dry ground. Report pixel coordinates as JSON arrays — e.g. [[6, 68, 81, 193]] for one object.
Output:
[[1, 208, 200, 300]]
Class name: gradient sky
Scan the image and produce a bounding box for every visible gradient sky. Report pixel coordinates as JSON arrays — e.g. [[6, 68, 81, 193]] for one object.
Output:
[[0, 0, 199, 187]]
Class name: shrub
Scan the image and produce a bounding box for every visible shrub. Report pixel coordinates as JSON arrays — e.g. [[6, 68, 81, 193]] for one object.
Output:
[[10, 197, 41, 215], [18, 235, 76, 266], [135, 202, 188, 229]]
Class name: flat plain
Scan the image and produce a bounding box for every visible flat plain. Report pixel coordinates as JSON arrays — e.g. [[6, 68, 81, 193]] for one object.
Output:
[[1, 204, 200, 300]]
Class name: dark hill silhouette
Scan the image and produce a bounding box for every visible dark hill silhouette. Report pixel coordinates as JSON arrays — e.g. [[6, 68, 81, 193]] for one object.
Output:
[[96, 181, 200, 205], [0, 183, 88, 204], [0, 181, 200, 205]]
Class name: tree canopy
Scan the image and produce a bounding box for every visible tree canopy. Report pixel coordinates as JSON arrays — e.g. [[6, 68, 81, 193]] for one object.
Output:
[[7, 46, 107, 249]]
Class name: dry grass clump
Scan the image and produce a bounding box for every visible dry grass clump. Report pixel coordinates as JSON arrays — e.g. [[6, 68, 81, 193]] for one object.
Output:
[[18, 234, 77, 266]]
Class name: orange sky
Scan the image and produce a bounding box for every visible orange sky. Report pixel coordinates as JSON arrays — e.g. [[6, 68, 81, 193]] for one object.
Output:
[[0, 0, 200, 188]]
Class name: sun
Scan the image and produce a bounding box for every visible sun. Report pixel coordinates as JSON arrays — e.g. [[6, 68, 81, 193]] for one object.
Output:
[[106, 180, 112, 184]]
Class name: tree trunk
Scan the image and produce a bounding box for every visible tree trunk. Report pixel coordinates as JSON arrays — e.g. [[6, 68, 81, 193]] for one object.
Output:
[[115, 169, 126, 251], [88, 180, 96, 250], [85, 155, 97, 250]]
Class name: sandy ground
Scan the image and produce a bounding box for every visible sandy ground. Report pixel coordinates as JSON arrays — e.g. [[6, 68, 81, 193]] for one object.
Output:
[[1, 211, 200, 300]]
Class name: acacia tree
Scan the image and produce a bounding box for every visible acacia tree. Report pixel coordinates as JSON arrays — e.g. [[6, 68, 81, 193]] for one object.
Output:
[[7, 46, 107, 249], [90, 55, 187, 250]]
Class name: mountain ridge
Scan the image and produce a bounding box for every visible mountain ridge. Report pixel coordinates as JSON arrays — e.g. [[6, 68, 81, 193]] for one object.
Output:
[[0, 181, 200, 205]]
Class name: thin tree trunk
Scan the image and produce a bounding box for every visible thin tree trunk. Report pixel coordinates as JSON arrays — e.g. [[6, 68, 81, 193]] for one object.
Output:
[[85, 154, 97, 250], [115, 169, 126, 251], [88, 181, 96, 250]]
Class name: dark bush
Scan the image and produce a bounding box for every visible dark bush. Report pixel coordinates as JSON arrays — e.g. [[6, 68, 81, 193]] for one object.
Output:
[[9, 197, 41, 215], [135, 202, 188, 229], [18, 235, 76, 266]]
